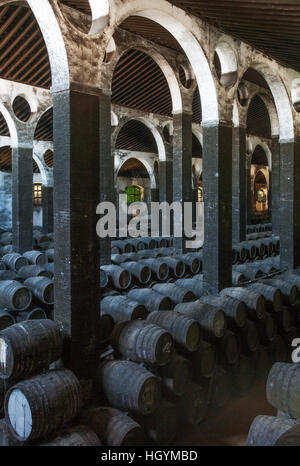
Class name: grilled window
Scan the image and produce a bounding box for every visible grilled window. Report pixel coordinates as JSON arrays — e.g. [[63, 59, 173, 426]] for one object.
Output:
[[33, 183, 42, 206], [126, 185, 143, 205]]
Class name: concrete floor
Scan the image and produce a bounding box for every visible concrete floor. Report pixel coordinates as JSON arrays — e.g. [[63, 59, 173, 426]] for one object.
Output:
[[176, 381, 276, 446]]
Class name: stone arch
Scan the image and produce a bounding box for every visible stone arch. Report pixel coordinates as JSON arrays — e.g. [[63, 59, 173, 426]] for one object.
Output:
[[26, 0, 69, 92], [114, 117, 166, 162], [242, 62, 294, 141], [111, 45, 183, 114], [116, 155, 156, 190], [108, 0, 219, 123], [32, 153, 47, 185], [0, 103, 18, 148], [251, 143, 272, 173], [89, 0, 110, 35]]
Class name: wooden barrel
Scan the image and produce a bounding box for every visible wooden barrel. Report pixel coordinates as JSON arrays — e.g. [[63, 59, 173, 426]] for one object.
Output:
[[136, 250, 162, 259], [174, 302, 226, 340], [0, 245, 13, 257], [232, 270, 248, 284], [220, 287, 266, 321], [33, 232, 49, 246], [239, 320, 259, 354], [24, 276, 53, 305], [256, 312, 277, 344], [2, 253, 28, 272], [174, 279, 206, 298], [100, 269, 109, 289], [272, 236, 280, 253], [261, 238, 275, 256], [209, 366, 232, 408], [18, 265, 51, 280], [252, 240, 266, 257], [143, 400, 177, 444], [111, 253, 139, 264], [100, 265, 132, 290], [247, 282, 282, 313], [216, 330, 240, 365], [283, 272, 300, 291], [199, 295, 247, 330], [0, 310, 15, 330], [158, 257, 185, 278], [0, 270, 20, 281], [0, 379, 12, 416], [39, 425, 101, 446], [120, 261, 151, 285], [0, 261, 6, 271], [0, 232, 12, 246], [266, 362, 300, 419], [274, 306, 293, 333], [125, 239, 146, 252], [177, 383, 207, 426], [23, 250, 47, 266], [146, 311, 201, 352], [139, 259, 169, 281], [275, 423, 300, 446], [5, 369, 82, 442], [233, 244, 247, 263], [0, 319, 64, 379], [16, 308, 47, 322], [99, 360, 160, 415], [45, 249, 54, 262], [158, 353, 192, 396], [247, 415, 298, 446], [101, 295, 148, 322], [111, 240, 133, 254], [140, 237, 157, 249], [44, 263, 54, 277], [0, 419, 23, 446], [191, 341, 216, 379], [80, 407, 145, 446], [267, 335, 289, 363], [231, 355, 255, 392], [262, 278, 297, 306], [0, 280, 32, 311], [241, 241, 257, 259], [234, 264, 264, 280], [128, 288, 173, 311], [111, 320, 173, 366], [152, 283, 195, 304], [174, 254, 201, 274]]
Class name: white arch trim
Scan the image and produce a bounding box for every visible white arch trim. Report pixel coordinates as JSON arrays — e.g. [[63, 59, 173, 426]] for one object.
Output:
[[89, 0, 110, 35], [0, 102, 18, 148], [115, 117, 166, 162], [250, 63, 294, 141], [113, 0, 219, 123], [251, 141, 272, 172], [27, 0, 69, 92], [117, 155, 157, 190], [33, 153, 47, 185]]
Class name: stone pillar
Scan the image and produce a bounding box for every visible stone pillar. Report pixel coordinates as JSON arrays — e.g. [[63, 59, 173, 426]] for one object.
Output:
[[99, 92, 114, 266], [202, 122, 232, 294], [271, 136, 280, 235], [159, 160, 173, 203], [172, 112, 193, 252], [151, 188, 159, 202], [232, 126, 246, 243], [246, 154, 252, 226], [42, 185, 53, 233], [52, 85, 101, 378], [280, 140, 300, 269], [12, 145, 33, 253]]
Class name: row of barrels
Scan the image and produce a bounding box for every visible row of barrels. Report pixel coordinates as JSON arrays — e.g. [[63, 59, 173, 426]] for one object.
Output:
[[111, 237, 173, 254], [246, 223, 272, 235], [232, 237, 279, 264], [248, 362, 300, 446], [0, 229, 53, 253]]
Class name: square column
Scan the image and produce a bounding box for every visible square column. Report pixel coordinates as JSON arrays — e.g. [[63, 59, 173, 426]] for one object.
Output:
[[202, 122, 232, 294], [12, 145, 33, 253], [42, 185, 53, 233], [280, 140, 300, 269], [53, 86, 101, 378], [159, 160, 173, 203], [232, 126, 246, 243], [172, 112, 193, 253], [271, 136, 280, 236]]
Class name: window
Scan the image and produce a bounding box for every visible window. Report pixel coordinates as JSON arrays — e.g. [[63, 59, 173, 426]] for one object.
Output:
[[33, 183, 42, 206], [197, 187, 203, 203], [125, 185, 143, 205]]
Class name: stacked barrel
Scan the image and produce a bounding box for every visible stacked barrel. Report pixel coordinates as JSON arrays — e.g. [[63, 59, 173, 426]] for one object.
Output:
[[247, 362, 300, 446]]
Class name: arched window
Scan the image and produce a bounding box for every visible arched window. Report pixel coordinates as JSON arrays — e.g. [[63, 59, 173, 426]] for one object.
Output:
[[125, 185, 144, 205]]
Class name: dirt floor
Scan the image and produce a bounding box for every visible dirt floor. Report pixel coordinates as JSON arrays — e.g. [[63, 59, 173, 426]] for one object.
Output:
[[176, 381, 276, 446]]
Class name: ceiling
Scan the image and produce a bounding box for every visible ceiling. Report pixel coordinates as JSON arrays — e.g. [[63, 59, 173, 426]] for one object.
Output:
[[0, 0, 297, 141]]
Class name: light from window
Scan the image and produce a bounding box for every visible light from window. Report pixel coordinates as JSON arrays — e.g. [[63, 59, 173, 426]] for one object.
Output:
[[125, 185, 143, 205], [33, 183, 42, 206]]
